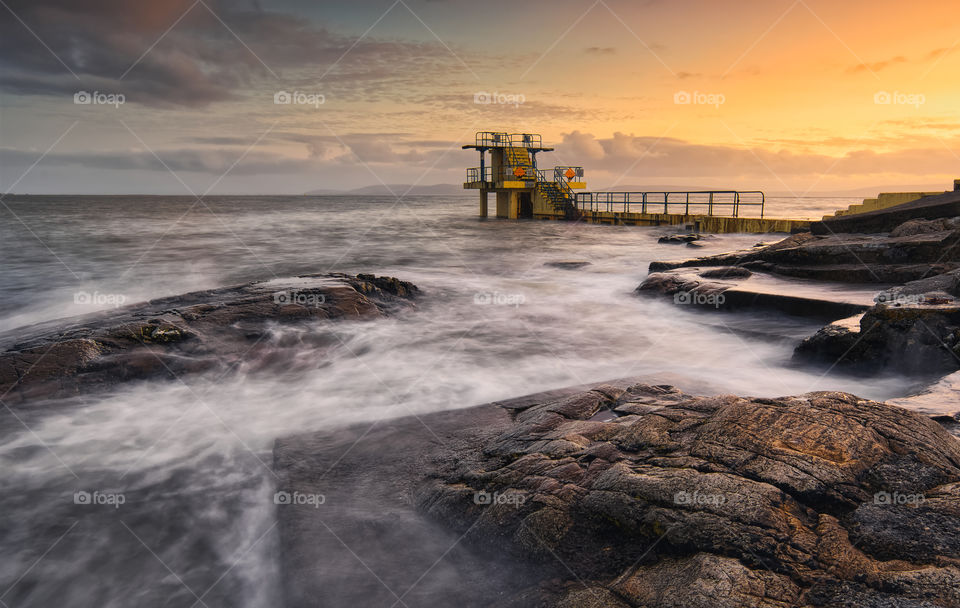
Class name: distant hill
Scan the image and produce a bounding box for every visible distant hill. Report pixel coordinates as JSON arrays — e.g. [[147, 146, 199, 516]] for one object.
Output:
[[304, 183, 464, 196]]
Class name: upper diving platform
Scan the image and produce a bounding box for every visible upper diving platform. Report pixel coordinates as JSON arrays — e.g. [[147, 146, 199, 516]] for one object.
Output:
[[462, 132, 554, 153]]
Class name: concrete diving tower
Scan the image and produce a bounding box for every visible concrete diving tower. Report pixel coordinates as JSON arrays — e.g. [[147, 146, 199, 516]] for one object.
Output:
[[463, 131, 586, 220]]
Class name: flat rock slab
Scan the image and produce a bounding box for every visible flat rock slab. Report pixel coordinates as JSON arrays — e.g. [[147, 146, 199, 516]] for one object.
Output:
[[638, 266, 882, 319]]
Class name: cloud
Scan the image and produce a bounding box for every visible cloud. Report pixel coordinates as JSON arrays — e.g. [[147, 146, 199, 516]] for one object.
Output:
[[0, 0, 484, 107], [846, 56, 907, 74], [556, 131, 960, 181], [584, 47, 616, 55]]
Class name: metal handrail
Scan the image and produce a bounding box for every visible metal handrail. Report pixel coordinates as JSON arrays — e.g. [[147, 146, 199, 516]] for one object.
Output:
[[466, 167, 492, 182], [553, 166, 584, 181], [573, 190, 765, 218], [473, 132, 544, 148], [533, 169, 575, 203]]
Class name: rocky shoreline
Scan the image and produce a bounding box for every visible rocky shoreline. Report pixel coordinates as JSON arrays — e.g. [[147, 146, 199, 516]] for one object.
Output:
[[271, 215, 960, 606], [638, 217, 960, 377], [0, 273, 417, 401], [276, 379, 960, 607], [6, 218, 960, 606]]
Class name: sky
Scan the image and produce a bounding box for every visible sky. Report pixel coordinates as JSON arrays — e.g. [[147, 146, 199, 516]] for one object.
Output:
[[2, 0, 960, 194]]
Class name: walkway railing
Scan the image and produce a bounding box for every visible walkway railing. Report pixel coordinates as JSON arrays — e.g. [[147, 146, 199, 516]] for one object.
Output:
[[574, 191, 765, 218], [471, 132, 544, 148]]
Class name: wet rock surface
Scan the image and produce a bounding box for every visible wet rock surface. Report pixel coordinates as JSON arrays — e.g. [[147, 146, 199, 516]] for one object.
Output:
[[637, 266, 873, 319], [411, 382, 960, 607], [795, 270, 960, 373], [544, 260, 593, 270], [0, 273, 417, 401], [644, 219, 960, 375], [658, 233, 703, 245], [649, 229, 960, 284]]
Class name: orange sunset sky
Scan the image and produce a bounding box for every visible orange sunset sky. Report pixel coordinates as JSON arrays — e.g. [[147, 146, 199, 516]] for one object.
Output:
[[2, 0, 960, 195]]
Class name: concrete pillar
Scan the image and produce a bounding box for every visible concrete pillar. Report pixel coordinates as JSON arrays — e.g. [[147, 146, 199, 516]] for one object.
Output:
[[507, 191, 519, 219], [479, 189, 488, 218], [496, 191, 510, 218]]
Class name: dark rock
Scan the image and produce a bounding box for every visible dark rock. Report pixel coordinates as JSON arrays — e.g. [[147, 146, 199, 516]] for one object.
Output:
[[637, 268, 872, 319], [659, 233, 702, 244], [699, 267, 753, 279], [795, 274, 960, 374], [890, 217, 960, 238], [0, 273, 417, 401], [281, 381, 960, 606], [544, 260, 592, 270], [649, 230, 960, 284]]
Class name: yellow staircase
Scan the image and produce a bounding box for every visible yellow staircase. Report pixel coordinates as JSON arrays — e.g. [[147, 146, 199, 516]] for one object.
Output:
[[503, 147, 533, 175], [823, 191, 944, 220]]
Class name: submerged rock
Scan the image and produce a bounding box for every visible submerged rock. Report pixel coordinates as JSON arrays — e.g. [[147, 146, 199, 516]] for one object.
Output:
[[0, 273, 417, 401], [544, 260, 592, 270], [278, 381, 960, 607], [658, 233, 702, 244]]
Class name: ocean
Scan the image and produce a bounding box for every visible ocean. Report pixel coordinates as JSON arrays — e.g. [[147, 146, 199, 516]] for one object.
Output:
[[0, 194, 922, 606]]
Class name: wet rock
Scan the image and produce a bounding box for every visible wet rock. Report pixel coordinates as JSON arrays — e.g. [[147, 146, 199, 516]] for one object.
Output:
[[0, 273, 417, 401], [699, 266, 753, 279], [637, 268, 871, 319], [544, 260, 592, 270], [659, 233, 702, 244], [795, 272, 960, 374], [649, 229, 960, 284], [610, 553, 802, 608], [405, 382, 960, 607], [890, 217, 960, 238]]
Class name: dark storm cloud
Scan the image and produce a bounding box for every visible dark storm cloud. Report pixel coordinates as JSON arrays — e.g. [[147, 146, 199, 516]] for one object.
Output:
[[0, 0, 476, 107]]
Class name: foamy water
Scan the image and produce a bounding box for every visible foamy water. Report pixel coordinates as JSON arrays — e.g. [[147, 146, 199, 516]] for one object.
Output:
[[0, 194, 915, 607]]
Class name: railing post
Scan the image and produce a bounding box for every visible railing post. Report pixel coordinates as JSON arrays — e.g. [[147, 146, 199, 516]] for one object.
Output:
[[708, 192, 714, 216], [685, 193, 690, 215]]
